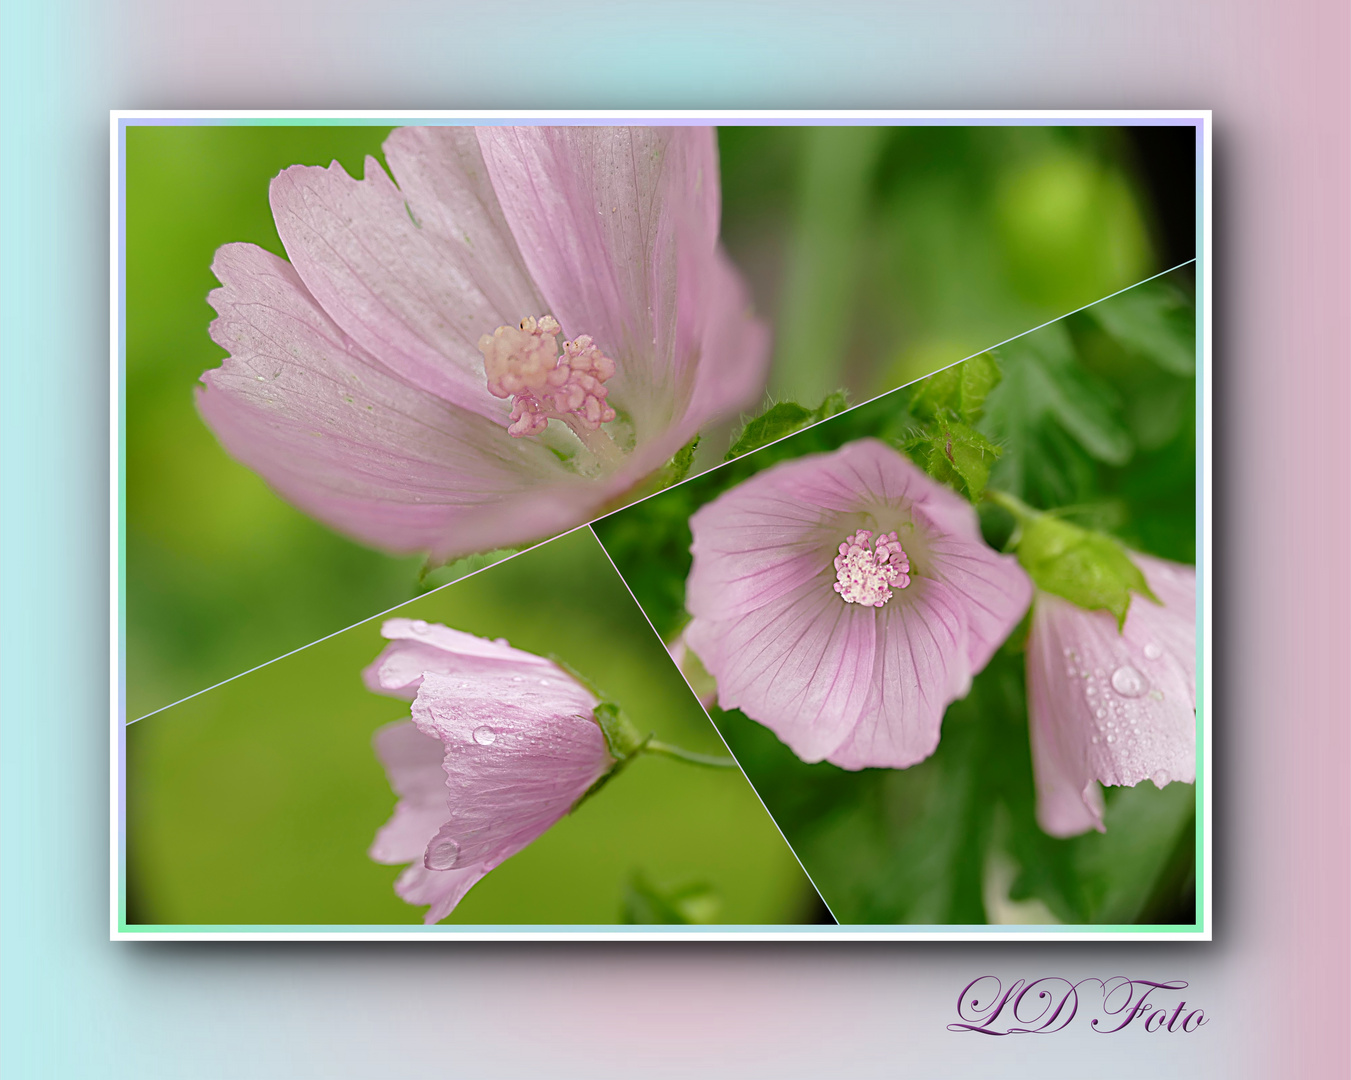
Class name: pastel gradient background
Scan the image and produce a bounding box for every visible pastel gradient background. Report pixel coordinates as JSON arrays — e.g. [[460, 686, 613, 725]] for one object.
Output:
[[2, 5, 1346, 1080]]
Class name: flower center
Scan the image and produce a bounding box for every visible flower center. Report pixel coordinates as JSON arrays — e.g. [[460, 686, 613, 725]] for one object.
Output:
[[479, 316, 618, 450], [832, 529, 910, 607]]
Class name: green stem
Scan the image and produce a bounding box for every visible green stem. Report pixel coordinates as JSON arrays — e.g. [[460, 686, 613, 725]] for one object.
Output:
[[983, 487, 1041, 524], [643, 740, 739, 769]]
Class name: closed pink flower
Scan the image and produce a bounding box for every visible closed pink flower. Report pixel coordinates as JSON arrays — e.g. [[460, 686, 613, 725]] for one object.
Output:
[[684, 439, 1032, 769], [198, 126, 768, 562], [365, 618, 614, 922], [1026, 554, 1196, 837]]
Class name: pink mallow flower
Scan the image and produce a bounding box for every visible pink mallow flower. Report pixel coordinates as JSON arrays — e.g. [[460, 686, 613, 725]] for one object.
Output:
[[197, 126, 769, 562], [684, 439, 1032, 769], [364, 618, 615, 923], [1026, 554, 1196, 837]]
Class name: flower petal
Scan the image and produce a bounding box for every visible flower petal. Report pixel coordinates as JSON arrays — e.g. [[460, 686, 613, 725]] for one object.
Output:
[[687, 577, 876, 762], [392, 862, 488, 925], [362, 617, 556, 699], [408, 671, 610, 870], [676, 244, 773, 442], [918, 501, 1033, 671], [477, 127, 724, 437], [1026, 560, 1196, 837], [268, 144, 548, 421], [826, 578, 972, 769], [197, 242, 601, 559], [369, 720, 450, 864]]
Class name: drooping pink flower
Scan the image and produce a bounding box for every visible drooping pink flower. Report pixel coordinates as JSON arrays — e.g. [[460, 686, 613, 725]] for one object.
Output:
[[684, 439, 1032, 769], [197, 126, 769, 562], [1025, 553, 1196, 837], [364, 618, 614, 923]]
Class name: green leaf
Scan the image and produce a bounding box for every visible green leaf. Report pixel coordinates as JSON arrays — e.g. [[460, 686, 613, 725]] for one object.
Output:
[[417, 547, 518, 590], [909, 351, 1002, 425], [659, 436, 700, 488], [725, 391, 850, 460], [621, 872, 722, 924], [1087, 280, 1195, 376], [982, 322, 1133, 503], [1069, 783, 1196, 923], [912, 418, 1002, 502], [1015, 513, 1158, 628]]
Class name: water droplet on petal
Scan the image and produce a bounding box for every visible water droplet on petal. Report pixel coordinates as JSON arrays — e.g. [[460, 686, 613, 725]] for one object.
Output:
[[1091, 735, 1099, 744], [410, 619, 428, 632], [511, 676, 523, 682], [1143, 643, 1162, 660], [1096, 708, 1106, 718], [1106, 734, 1116, 744], [1110, 666, 1148, 698], [539, 678, 551, 686], [473, 726, 497, 746], [426, 837, 461, 870], [1152, 769, 1170, 788]]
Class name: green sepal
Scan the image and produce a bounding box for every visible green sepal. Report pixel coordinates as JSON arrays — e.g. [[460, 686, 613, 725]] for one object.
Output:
[[592, 700, 648, 760], [909, 351, 1002, 425], [1014, 513, 1158, 629], [908, 417, 1002, 502], [620, 872, 722, 925], [725, 390, 849, 460], [571, 702, 651, 814]]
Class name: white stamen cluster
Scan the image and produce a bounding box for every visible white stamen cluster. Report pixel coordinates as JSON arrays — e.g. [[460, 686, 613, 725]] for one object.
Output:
[[479, 315, 617, 438], [833, 529, 911, 607]]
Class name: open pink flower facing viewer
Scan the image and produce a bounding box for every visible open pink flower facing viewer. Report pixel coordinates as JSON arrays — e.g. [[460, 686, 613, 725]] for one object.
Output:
[[1025, 554, 1196, 837], [198, 126, 769, 562], [684, 439, 1032, 770], [364, 618, 615, 923]]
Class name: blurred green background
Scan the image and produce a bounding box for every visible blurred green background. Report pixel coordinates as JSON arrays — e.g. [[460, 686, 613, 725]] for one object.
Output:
[[125, 123, 1191, 721], [592, 270, 1198, 925], [125, 528, 821, 926]]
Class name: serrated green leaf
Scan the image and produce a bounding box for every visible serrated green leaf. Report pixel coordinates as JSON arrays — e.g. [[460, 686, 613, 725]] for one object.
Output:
[[908, 351, 1002, 426], [957, 351, 1002, 423], [1015, 514, 1157, 628], [1088, 280, 1195, 376], [983, 323, 1133, 503], [725, 391, 850, 460], [912, 418, 1002, 501], [726, 402, 813, 459]]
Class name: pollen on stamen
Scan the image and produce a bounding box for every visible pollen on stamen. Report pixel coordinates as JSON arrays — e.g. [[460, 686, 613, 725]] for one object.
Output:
[[832, 529, 910, 607], [478, 315, 617, 438]]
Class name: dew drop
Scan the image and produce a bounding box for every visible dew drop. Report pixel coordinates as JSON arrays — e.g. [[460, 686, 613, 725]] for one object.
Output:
[[1110, 666, 1148, 698], [539, 678, 551, 686], [1152, 769, 1170, 788], [1149, 689, 1165, 702], [1096, 708, 1106, 718], [1086, 685, 1097, 697], [410, 619, 428, 632], [1143, 642, 1162, 660], [425, 837, 461, 870], [1091, 736, 1099, 744], [511, 676, 523, 683], [1106, 734, 1116, 744], [473, 726, 497, 746]]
